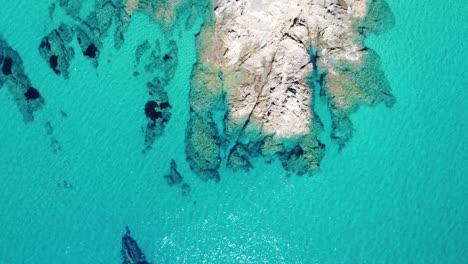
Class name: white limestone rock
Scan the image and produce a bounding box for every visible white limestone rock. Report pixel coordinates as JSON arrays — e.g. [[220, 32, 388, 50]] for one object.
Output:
[[204, 0, 371, 138]]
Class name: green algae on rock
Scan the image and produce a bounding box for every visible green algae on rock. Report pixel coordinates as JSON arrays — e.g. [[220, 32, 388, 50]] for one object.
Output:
[[185, 3, 225, 181], [326, 49, 395, 148], [185, 111, 222, 182], [322, 0, 396, 149], [358, 0, 395, 36]]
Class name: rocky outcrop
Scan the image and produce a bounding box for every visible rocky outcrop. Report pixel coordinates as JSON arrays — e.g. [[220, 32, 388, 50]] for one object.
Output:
[[186, 0, 394, 179], [41, 0, 132, 77]]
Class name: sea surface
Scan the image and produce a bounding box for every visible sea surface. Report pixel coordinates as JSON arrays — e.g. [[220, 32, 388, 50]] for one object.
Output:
[[0, 0, 467, 263]]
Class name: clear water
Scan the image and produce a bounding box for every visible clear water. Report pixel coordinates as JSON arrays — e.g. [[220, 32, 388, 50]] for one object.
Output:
[[0, 0, 467, 263]]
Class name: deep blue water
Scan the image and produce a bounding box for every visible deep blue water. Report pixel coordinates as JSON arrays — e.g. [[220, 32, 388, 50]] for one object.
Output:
[[0, 0, 467, 263]]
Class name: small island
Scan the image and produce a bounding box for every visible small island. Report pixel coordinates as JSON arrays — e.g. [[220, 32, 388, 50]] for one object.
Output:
[[186, 0, 395, 180]]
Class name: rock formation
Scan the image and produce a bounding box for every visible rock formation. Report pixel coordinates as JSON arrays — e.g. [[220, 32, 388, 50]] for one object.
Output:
[[186, 0, 394, 179], [3, 0, 395, 179]]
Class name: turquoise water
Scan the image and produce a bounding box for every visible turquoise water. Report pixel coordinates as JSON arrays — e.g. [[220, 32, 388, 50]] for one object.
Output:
[[1, 0, 467, 263]]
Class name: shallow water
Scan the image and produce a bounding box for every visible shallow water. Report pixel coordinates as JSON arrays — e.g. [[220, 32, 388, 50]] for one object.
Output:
[[0, 0, 467, 263]]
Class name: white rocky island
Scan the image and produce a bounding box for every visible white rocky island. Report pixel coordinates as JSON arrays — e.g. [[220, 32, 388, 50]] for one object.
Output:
[[185, 0, 395, 180]]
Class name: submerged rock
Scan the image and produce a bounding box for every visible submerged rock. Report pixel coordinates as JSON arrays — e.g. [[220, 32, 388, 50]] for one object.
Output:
[[326, 49, 395, 148], [164, 160, 183, 186], [50, 137, 62, 154], [44, 121, 54, 135], [161, 41, 178, 81], [279, 135, 325, 176], [58, 0, 82, 19], [38, 0, 185, 150], [49, 55, 60, 74], [24, 87, 41, 100], [38, 23, 75, 79], [1, 57, 12, 75], [83, 43, 98, 58], [121, 227, 151, 264], [1, 37, 44, 122], [137, 39, 179, 150], [185, 111, 221, 182], [163, 160, 193, 196], [185, 56, 226, 181], [180, 183, 191, 196], [144, 101, 162, 121], [227, 143, 253, 172], [39, 0, 135, 75], [74, 23, 102, 67], [143, 78, 172, 151], [135, 40, 151, 66]]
